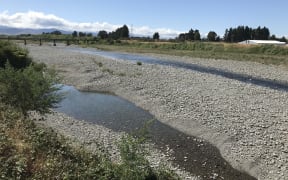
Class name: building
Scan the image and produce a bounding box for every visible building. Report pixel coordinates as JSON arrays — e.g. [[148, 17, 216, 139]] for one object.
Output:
[[239, 40, 286, 46]]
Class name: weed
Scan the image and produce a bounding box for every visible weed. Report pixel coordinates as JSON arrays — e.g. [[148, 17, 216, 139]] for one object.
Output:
[[92, 60, 103, 67], [117, 72, 126, 76], [102, 68, 114, 74], [137, 61, 142, 65]]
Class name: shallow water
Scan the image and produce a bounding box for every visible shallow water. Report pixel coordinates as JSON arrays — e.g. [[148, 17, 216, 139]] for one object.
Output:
[[56, 85, 153, 132], [56, 85, 255, 180]]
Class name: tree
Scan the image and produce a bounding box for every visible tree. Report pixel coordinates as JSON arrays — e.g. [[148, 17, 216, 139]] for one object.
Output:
[[86, 33, 93, 37], [98, 30, 108, 39], [280, 36, 287, 42], [153, 32, 160, 40], [194, 30, 201, 41], [79, 32, 86, 37], [108, 25, 130, 39], [224, 26, 271, 42], [50, 30, 62, 35], [178, 33, 186, 41], [177, 28, 195, 41], [187, 29, 194, 40], [207, 31, 217, 41], [72, 31, 78, 37], [120, 25, 129, 38], [270, 34, 276, 40]]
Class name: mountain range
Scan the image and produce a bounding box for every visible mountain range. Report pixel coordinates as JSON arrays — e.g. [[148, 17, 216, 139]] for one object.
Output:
[[0, 25, 72, 35]]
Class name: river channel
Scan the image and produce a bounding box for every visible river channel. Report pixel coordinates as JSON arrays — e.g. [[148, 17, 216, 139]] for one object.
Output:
[[56, 85, 255, 179], [70, 48, 288, 92]]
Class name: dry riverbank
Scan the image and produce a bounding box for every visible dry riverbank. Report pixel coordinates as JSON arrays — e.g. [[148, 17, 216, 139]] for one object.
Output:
[[27, 44, 288, 179]]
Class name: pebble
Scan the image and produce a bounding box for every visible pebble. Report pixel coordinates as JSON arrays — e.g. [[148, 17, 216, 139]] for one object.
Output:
[[27, 44, 288, 180]]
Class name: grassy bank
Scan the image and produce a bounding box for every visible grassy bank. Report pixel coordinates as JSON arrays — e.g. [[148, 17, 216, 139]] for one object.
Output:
[[87, 41, 288, 67]]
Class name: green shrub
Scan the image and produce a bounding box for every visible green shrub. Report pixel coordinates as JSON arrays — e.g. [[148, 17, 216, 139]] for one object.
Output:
[[117, 134, 155, 179], [0, 63, 62, 116], [0, 110, 179, 180], [0, 41, 32, 69]]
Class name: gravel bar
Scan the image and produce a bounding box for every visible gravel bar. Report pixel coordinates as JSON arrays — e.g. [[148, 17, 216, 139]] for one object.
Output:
[[27, 44, 288, 180]]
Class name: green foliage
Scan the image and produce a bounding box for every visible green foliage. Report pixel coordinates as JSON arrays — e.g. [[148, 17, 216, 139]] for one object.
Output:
[[116, 120, 179, 180], [194, 30, 201, 41], [207, 31, 218, 41], [153, 32, 160, 40], [137, 61, 142, 65], [108, 25, 129, 40], [72, 30, 78, 38], [224, 26, 270, 42], [0, 109, 116, 179], [178, 29, 201, 41], [0, 62, 62, 116], [117, 135, 155, 179], [98, 30, 109, 39], [0, 106, 179, 180], [0, 41, 32, 69]]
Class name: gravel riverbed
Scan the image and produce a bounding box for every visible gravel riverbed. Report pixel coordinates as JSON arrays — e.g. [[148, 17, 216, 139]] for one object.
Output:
[[27, 44, 288, 180]]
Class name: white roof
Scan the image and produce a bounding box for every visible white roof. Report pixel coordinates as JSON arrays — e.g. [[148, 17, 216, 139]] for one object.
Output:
[[239, 40, 286, 45]]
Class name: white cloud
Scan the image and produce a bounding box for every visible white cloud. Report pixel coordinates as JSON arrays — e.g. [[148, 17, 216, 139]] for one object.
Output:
[[0, 11, 182, 38]]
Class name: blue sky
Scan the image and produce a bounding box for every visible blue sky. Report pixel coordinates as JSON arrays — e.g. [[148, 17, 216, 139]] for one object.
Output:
[[0, 0, 287, 38]]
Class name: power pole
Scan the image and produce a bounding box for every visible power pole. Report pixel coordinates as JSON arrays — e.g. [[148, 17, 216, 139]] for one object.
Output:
[[130, 24, 133, 38]]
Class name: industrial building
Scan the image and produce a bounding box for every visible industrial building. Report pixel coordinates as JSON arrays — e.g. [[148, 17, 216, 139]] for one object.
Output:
[[239, 40, 286, 45]]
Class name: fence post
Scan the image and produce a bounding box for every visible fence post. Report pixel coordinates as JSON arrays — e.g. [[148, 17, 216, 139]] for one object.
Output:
[[39, 39, 42, 46], [24, 39, 27, 45], [53, 39, 56, 46]]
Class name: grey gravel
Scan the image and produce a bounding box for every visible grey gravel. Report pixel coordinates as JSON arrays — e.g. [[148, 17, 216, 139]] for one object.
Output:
[[27, 44, 288, 180]]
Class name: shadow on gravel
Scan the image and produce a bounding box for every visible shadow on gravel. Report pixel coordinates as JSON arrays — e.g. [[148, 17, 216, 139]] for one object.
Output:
[[56, 85, 256, 180], [72, 48, 288, 92]]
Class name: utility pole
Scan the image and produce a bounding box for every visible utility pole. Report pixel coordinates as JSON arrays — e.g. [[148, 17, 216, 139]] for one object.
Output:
[[130, 24, 133, 38]]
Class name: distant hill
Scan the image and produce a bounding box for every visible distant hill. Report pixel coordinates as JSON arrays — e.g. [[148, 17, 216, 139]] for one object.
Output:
[[0, 25, 71, 35]]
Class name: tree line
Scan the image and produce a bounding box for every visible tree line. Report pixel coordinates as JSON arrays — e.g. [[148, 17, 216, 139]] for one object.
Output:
[[97, 25, 129, 40], [38, 24, 286, 43], [223, 26, 270, 42], [178, 26, 286, 43], [177, 29, 201, 41]]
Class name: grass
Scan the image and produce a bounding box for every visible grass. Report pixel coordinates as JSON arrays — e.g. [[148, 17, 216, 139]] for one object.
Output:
[[88, 41, 288, 67], [0, 104, 115, 179], [0, 103, 179, 179]]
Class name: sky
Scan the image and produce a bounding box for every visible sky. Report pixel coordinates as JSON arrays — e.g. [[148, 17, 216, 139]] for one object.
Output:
[[0, 0, 287, 38]]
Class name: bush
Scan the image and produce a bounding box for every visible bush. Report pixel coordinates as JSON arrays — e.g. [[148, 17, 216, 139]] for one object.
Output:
[[0, 109, 179, 179], [0, 63, 62, 116], [0, 41, 32, 69], [117, 134, 153, 179], [0, 110, 117, 179]]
